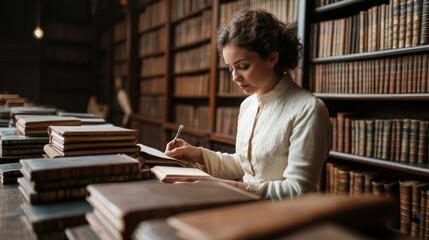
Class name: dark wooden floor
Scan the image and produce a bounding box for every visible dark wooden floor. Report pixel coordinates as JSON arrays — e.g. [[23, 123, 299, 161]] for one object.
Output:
[[0, 184, 36, 240]]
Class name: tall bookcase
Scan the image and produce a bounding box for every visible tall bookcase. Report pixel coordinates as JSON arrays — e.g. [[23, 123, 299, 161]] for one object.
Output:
[[39, 0, 94, 112], [125, 0, 300, 152], [307, 0, 429, 237]]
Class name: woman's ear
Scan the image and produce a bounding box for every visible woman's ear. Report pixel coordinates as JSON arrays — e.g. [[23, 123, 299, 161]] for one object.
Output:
[[269, 51, 279, 68]]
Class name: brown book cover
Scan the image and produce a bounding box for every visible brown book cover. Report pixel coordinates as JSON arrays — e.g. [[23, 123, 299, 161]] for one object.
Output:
[[420, 0, 429, 44], [46, 143, 140, 158], [381, 120, 392, 160], [412, 0, 423, 46], [409, 119, 419, 163], [48, 125, 138, 143], [393, 0, 401, 48], [365, 120, 374, 158], [167, 193, 395, 240], [20, 154, 141, 183], [399, 180, 421, 234], [400, 118, 411, 162], [405, 0, 414, 47], [50, 138, 137, 151], [399, 0, 408, 48], [411, 183, 429, 237], [418, 120, 428, 164], [86, 181, 259, 239]]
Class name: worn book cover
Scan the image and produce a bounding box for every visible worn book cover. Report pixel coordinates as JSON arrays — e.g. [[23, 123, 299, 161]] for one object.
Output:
[[21, 200, 92, 233], [48, 143, 140, 157], [86, 181, 259, 239], [168, 193, 396, 240], [20, 154, 141, 182], [51, 138, 137, 151]]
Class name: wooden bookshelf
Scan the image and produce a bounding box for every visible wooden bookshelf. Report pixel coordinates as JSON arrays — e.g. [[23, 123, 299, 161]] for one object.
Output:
[[314, 93, 429, 100], [329, 151, 429, 177]]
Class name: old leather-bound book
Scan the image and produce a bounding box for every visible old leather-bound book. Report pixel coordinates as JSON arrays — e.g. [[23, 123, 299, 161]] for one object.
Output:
[[48, 125, 138, 143], [86, 181, 259, 240], [167, 193, 396, 240], [15, 116, 81, 136], [20, 154, 141, 183]]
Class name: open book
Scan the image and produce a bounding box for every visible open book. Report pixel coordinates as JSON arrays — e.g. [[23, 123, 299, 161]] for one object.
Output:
[[151, 166, 211, 182], [138, 143, 189, 167]]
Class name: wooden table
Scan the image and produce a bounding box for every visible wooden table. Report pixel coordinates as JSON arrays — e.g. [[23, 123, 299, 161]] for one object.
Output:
[[0, 184, 36, 240]]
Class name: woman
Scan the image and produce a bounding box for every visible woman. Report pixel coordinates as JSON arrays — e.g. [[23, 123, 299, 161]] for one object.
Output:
[[165, 9, 331, 200]]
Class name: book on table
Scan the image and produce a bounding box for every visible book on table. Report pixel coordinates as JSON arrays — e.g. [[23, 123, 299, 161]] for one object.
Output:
[[86, 181, 259, 240], [151, 166, 211, 182], [167, 193, 396, 240], [0, 129, 48, 157]]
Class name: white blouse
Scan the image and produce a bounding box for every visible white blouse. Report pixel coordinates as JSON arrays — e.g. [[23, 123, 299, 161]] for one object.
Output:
[[200, 74, 331, 200]]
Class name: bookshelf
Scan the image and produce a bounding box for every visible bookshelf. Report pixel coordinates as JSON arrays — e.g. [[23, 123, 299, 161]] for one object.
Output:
[[308, 0, 429, 237], [39, 0, 94, 112], [125, 0, 300, 150]]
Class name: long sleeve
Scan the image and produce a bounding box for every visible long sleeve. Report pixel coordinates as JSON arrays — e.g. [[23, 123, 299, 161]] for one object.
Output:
[[200, 148, 244, 180], [247, 98, 331, 200]]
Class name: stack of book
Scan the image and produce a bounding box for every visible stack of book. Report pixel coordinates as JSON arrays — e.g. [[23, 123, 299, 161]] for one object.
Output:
[[10, 106, 57, 125], [44, 125, 140, 158], [0, 162, 22, 184], [18, 154, 147, 204], [22, 200, 93, 240], [86, 181, 259, 240], [0, 93, 20, 106], [0, 129, 49, 158], [15, 115, 81, 136]]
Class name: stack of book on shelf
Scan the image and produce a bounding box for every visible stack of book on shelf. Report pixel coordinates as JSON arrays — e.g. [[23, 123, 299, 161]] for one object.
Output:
[[0, 162, 22, 184], [58, 112, 108, 125], [22, 200, 93, 240], [85, 181, 259, 240], [0, 93, 29, 108], [0, 129, 49, 159], [166, 193, 395, 240], [0, 93, 20, 106], [17, 154, 148, 204], [44, 125, 140, 158], [10, 106, 57, 125]]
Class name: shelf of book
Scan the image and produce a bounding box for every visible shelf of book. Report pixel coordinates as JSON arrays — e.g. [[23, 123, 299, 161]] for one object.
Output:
[[313, 93, 429, 100], [329, 151, 429, 177], [163, 122, 209, 138], [312, 45, 429, 63], [173, 38, 211, 52], [314, 0, 369, 14], [171, 5, 212, 25], [209, 133, 236, 145], [137, 23, 165, 36], [131, 114, 163, 125]]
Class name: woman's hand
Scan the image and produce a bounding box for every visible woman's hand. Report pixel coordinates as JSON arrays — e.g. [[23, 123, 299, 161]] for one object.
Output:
[[165, 139, 204, 165]]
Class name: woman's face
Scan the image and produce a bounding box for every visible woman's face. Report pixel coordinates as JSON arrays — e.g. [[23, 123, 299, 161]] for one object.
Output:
[[222, 44, 278, 95]]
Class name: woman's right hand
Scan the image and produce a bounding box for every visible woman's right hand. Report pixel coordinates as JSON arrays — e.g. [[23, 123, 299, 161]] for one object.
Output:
[[165, 139, 204, 165]]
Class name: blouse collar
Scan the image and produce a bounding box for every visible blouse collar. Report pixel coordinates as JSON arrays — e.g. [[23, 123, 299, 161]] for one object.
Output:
[[256, 73, 292, 105]]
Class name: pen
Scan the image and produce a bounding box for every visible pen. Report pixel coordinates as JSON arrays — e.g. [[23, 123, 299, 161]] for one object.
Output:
[[171, 124, 184, 150]]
